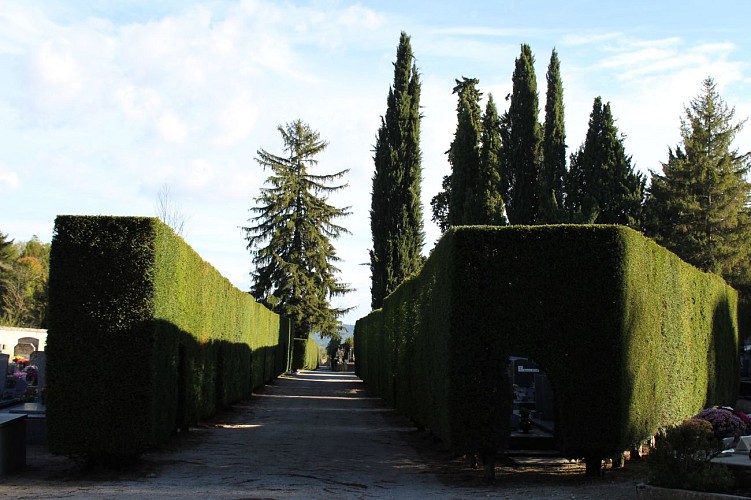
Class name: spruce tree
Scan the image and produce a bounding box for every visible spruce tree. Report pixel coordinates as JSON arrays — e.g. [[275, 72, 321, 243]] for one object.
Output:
[[447, 77, 483, 226], [370, 31, 424, 310], [539, 49, 566, 223], [566, 97, 644, 227], [645, 78, 751, 284], [500, 43, 542, 225], [243, 119, 351, 339]]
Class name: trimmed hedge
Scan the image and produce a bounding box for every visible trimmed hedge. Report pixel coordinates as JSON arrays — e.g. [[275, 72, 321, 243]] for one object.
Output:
[[355, 225, 739, 463], [292, 337, 320, 371], [46, 216, 290, 461]]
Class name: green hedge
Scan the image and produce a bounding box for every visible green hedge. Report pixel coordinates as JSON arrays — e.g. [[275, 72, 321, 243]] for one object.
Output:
[[355, 225, 739, 462], [46, 216, 290, 461], [292, 337, 320, 370]]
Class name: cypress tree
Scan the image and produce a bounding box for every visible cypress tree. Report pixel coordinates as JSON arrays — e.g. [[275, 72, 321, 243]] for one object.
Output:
[[243, 119, 351, 339], [477, 94, 505, 225], [501, 43, 542, 225], [566, 97, 645, 227], [447, 77, 483, 226], [539, 49, 566, 223], [369, 32, 424, 310], [645, 78, 751, 284]]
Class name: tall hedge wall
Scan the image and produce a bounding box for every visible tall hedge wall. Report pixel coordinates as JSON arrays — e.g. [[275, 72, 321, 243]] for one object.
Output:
[[354, 225, 739, 463], [292, 337, 320, 371], [46, 216, 290, 461]]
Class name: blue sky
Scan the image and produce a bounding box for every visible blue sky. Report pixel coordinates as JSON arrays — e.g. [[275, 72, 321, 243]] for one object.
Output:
[[1, 0, 750, 325]]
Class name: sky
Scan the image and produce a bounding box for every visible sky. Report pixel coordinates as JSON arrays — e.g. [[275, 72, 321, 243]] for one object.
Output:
[[1, 0, 750, 326]]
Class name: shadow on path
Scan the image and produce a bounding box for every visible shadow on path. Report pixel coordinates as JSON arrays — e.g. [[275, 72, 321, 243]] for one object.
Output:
[[1, 368, 646, 499]]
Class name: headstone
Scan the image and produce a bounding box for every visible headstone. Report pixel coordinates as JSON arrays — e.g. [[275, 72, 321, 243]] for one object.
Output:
[[17, 337, 39, 351], [13, 343, 34, 359], [0, 354, 8, 380], [29, 351, 45, 390]]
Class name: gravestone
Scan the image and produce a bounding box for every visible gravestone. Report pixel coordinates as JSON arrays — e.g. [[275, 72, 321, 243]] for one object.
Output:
[[17, 337, 39, 351], [13, 343, 34, 359], [0, 354, 8, 379], [29, 351, 45, 390]]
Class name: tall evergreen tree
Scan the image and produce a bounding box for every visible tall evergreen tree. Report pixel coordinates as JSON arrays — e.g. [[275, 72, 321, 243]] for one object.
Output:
[[500, 43, 542, 225], [243, 119, 351, 339], [539, 49, 566, 223], [566, 97, 644, 227], [477, 94, 505, 225], [370, 31, 424, 310], [447, 77, 483, 226], [645, 78, 751, 284]]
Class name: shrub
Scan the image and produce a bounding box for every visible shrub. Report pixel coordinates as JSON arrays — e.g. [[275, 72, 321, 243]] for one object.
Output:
[[648, 419, 735, 493]]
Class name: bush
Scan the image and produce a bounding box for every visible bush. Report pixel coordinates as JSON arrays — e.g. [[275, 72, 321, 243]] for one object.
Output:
[[648, 419, 735, 493]]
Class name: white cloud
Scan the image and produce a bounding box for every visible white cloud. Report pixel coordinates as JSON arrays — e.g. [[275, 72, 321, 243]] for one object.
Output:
[[337, 5, 384, 30], [0, 163, 20, 191], [157, 110, 188, 143], [213, 92, 259, 147], [29, 40, 83, 106]]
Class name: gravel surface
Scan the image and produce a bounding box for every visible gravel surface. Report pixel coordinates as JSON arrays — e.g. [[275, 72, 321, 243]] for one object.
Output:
[[0, 369, 648, 498]]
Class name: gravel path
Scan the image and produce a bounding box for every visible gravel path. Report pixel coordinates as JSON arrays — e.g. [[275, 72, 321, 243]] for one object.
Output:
[[0, 369, 646, 498]]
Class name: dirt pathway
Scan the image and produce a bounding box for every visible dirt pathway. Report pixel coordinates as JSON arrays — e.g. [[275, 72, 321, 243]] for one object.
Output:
[[0, 369, 645, 498]]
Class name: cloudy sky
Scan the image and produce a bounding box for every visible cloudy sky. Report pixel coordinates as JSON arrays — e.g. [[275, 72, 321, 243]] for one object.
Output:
[[1, 0, 750, 325]]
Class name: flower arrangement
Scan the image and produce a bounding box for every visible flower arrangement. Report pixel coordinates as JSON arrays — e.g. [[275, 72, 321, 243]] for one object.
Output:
[[693, 407, 749, 439], [24, 366, 38, 385], [12, 356, 29, 368]]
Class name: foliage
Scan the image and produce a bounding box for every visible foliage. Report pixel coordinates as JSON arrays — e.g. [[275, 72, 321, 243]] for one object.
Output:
[[292, 336, 319, 370], [539, 49, 567, 223], [500, 43, 542, 225], [565, 97, 645, 226], [0, 234, 50, 327], [434, 83, 505, 231], [355, 225, 739, 463], [693, 407, 748, 439], [243, 119, 351, 339], [648, 419, 735, 493], [644, 77, 751, 286], [447, 77, 483, 226], [430, 174, 452, 233], [47, 216, 289, 462], [370, 31, 424, 310], [476, 94, 506, 226]]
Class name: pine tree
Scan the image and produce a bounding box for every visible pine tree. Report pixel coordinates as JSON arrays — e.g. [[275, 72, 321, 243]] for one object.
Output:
[[447, 77, 483, 226], [645, 78, 751, 284], [501, 44, 542, 225], [243, 119, 351, 339], [539, 49, 566, 223], [566, 97, 644, 227], [370, 31, 424, 310]]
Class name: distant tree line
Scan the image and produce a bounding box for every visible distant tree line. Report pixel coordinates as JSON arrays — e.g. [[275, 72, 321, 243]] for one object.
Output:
[[0, 232, 50, 328]]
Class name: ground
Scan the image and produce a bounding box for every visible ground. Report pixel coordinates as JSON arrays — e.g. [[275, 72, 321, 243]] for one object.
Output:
[[2, 370, 656, 499]]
